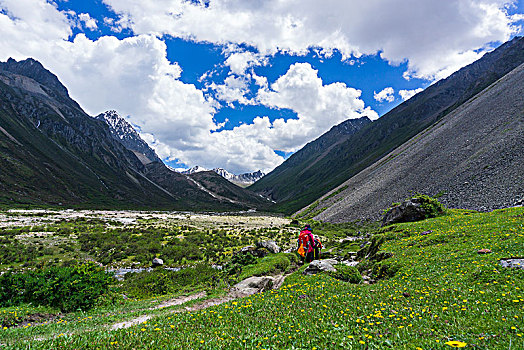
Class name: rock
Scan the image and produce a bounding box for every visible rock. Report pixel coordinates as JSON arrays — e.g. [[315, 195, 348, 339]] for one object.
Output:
[[152, 258, 164, 267], [477, 249, 492, 254], [382, 197, 440, 226], [341, 260, 359, 267], [256, 240, 281, 254], [499, 258, 524, 269], [303, 259, 337, 275], [420, 230, 433, 236], [230, 276, 275, 297], [402, 292, 411, 298], [239, 245, 255, 253]]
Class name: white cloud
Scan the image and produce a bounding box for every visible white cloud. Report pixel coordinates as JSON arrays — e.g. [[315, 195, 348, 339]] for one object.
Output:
[[1, 0, 522, 174], [255, 63, 378, 152], [103, 0, 522, 80], [209, 75, 253, 106], [374, 87, 395, 103], [399, 88, 424, 101], [224, 50, 266, 75], [78, 13, 97, 30]]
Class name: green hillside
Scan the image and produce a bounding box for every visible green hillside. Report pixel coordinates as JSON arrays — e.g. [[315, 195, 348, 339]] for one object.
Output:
[[2, 206, 523, 349]]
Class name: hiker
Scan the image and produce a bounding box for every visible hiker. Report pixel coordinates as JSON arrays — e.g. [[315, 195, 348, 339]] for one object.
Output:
[[298, 224, 315, 263], [313, 235, 322, 260]]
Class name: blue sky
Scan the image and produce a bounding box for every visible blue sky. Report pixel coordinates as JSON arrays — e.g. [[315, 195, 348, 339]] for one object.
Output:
[[1, 0, 523, 173]]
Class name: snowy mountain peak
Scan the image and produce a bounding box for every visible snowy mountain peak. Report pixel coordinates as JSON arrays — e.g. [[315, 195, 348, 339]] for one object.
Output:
[[181, 166, 209, 174], [179, 166, 265, 187], [96, 110, 161, 165]]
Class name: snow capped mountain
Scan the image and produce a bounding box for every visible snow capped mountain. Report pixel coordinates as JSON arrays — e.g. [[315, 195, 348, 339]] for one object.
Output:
[[181, 166, 209, 174], [179, 167, 265, 187], [96, 110, 161, 165], [213, 168, 265, 186]]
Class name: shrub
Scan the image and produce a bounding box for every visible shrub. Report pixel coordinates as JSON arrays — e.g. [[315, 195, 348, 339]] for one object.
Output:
[[237, 254, 292, 281], [329, 264, 362, 284], [372, 260, 402, 280], [122, 264, 218, 298], [0, 263, 113, 312]]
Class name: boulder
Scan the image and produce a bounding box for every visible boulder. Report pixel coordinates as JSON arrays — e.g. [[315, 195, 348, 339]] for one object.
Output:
[[341, 260, 359, 267], [152, 258, 164, 267], [499, 258, 524, 269], [230, 276, 275, 297], [303, 259, 337, 275], [256, 240, 281, 254], [382, 197, 432, 226]]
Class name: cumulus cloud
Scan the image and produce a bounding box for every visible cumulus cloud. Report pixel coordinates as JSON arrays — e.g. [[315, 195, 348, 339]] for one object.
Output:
[[1, 0, 522, 174], [0, 1, 380, 173], [78, 13, 97, 30], [224, 50, 266, 75], [399, 88, 424, 101], [209, 75, 253, 106], [374, 87, 395, 103], [103, 0, 522, 80]]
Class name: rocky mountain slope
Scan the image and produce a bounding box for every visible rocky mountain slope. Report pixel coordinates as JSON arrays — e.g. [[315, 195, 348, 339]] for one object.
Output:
[[300, 62, 524, 222], [0, 58, 264, 211], [96, 110, 161, 165], [251, 36, 524, 214], [249, 116, 372, 211]]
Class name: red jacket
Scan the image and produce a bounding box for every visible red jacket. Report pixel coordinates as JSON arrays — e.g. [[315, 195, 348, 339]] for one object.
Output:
[[299, 229, 315, 253]]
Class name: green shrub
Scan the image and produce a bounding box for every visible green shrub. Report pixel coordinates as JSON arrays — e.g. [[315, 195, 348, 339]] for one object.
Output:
[[237, 254, 292, 281], [413, 193, 446, 218], [372, 260, 402, 279], [122, 264, 218, 298], [329, 264, 362, 284], [0, 263, 113, 312]]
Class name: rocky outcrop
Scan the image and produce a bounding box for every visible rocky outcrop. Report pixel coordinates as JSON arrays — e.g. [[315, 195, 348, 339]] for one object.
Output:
[[256, 240, 281, 254], [230, 276, 275, 297], [303, 259, 338, 275], [382, 197, 440, 226]]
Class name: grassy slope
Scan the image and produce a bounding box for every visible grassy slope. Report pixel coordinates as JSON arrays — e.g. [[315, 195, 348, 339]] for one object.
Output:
[[3, 207, 523, 349]]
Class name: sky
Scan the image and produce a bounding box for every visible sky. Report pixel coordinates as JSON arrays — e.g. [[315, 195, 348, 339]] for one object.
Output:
[[0, 1, 523, 174]]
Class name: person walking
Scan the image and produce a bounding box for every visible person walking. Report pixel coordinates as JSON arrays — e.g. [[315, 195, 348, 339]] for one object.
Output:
[[298, 224, 315, 263]]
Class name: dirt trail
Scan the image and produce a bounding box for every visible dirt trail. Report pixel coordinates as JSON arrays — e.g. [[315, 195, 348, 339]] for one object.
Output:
[[110, 291, 206, 330], [110, 273, 291, 331]]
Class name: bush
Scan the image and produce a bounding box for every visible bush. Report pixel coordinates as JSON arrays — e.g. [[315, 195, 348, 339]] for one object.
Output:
[[330, 264, 362, 284], [237, 254, 292, 281], [413, 193, 446, 218], [122, 264, 219, 298], [372, 260, 402, 280], [0, 263, 113, 312]]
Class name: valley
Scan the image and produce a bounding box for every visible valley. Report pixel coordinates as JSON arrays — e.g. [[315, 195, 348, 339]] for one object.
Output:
[[0, 206, 522, 349]]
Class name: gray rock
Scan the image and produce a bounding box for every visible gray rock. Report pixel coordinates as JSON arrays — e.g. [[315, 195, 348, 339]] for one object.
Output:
[[230, 276, 275, 297], [256, 240, 281, 254], [303, 259, 337, 275], [382, 197, 431, 226], [152, 258, 164, 267], [499, 258, 524, 269], [342, 260, 359, 267]]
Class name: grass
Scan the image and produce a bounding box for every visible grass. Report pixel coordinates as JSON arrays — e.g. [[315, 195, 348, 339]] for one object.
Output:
[[237, 253, 298, 281], [1, 207, 523, 349]]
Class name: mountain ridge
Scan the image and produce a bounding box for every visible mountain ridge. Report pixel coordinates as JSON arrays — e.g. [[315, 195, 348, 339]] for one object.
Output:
[[0, 58, 266, 211], [250, 36, 524, 214], [300, 61, 524, 222]]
